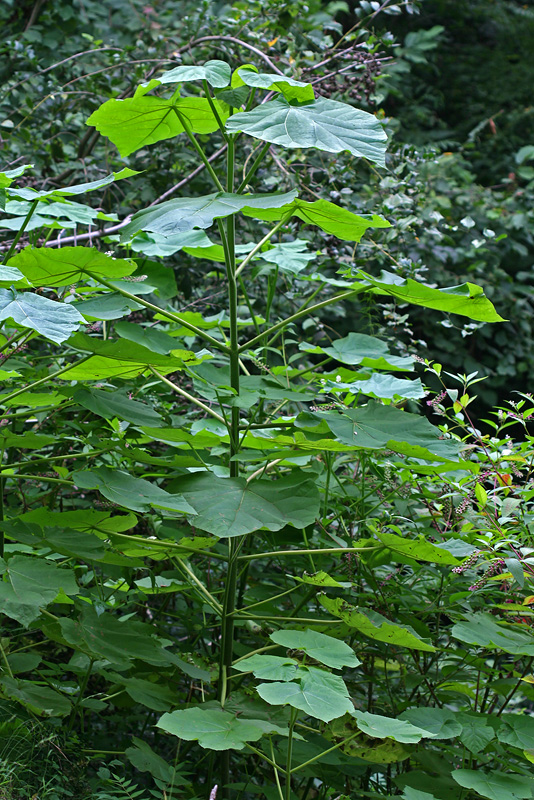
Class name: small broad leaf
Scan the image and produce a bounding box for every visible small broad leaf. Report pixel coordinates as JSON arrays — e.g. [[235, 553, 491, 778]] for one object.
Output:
[[0, 288, 84, 344], [157, 60, 231, 88], [67, 332, 207, 380], [8, 246, 136, 287], [8, 168, 139, 201], [257, 666, 353, 723], [234, 68, 315, 102], [375, 530, 460, 565], [319, 596, 436, 652], [334, 373, 427, 401], [498, 715, 534, 750], [311, 332, 414, 371], [172, 471, 319, 537], [118, 676, 177, 712], [0, 677, 71, 717], [226, 96, 387, 167], [452, 769, 534, 800], [456, 712, 495, 754], [71, 467, 196, 515], [87, 84, 228, 157], [126, 229, 218, 258], [0, 555, 78, 627], [355, 270, 505, 323], [399, 708, 462, 739], [242, 198, 390, 242], [233, 654, 299, 682], [157, 705, 280, 750], [258, 240, 316, 274], [352, 711, 437, 743], [121, 190, 298, 238], [269, 628, 360, 669], [0, 265, 31, 288], [452, 613, 534, 656], [0, 164, 33, 189], [71, 387, 163, 427]]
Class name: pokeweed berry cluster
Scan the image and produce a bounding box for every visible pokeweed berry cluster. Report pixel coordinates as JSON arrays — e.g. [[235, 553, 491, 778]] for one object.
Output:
[[468, 559, 506, 592]]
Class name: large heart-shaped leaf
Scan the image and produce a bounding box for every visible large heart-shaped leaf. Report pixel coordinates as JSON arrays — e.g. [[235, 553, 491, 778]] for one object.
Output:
[[8, 246, 136, 287], [352, 711, 436, 743], [316, 332, 414, 370], [234, 68, 314, 102], [121, 190, 297, 238], [451, 769, 534, 800], [70, 387, 163, 427], [71, 467, 196, 515], [269, 629, 360, 669], [242, 198, 390, 242], [87, 83, 228, 157], [232, 655, 299, 682], [308, 402, 461, 462], [399, 708, 462, 740], [257, 666, 352, 723], [226, 96, 388, 166], [0, 555, 78, 627], [0, 288, 84, 344], [172, 471, 319, 537], [452, 614, 534, 656], [157, 705, 283, 751], [319, 596, 436, 652], [67, 332, 206, 379]]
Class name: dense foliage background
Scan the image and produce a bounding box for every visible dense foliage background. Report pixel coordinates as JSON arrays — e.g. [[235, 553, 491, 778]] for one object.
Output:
[[1, 1, 534, 799]]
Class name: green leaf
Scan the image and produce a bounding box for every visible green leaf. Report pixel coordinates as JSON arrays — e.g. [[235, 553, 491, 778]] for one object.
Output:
[[399, 708, 462, 739], [87, 84, 229, 157], [335, 373, 427, 401], [67, 332, 206, 380], [118, 676, 177, 712], [233, 655, 299, 682], [157, 60, 231, 88], [71, 387, 163, 427], [498, 715, 534, 750], [0, 288, 84, 344], [310, 332, 414, 370], [56, 607, 177, 668], [74, 292, 143, 321], [172, 471, 319, 537], [456, 712, 495, 754], [234, 68, 315, 102], [402, 790, 438, 800], [0, 677, 71, 717], [0, 164, 33, 189], [157, 706, 278, 750], [319, 596, 436, 652], [8, 246, 136, 287], [374, 530, 460, 565], [0, 555, 78, 627], [114, 320, 177, 354], [352, 711, 436, 743], [71, 467, 196, 515], [269, 629, 360, 669], [451, 769, 534, 800], [452, 613, 534, 656], [226, 96, 388, 167], [257, 666, 353, 723], [258, 240, 316, 274], [292, 570, 347, 588], [355, 270, 505, 323], [126, 229, 218, 258], [0, 265, 32, 289], [121, 190, 298, 238], [314, 402, 461, 462], [9, 168, 140, 201], [243, 198, 390, 242]]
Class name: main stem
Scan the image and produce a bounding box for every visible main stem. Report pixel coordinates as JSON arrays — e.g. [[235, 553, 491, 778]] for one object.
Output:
[[218, 134, 241, 796]]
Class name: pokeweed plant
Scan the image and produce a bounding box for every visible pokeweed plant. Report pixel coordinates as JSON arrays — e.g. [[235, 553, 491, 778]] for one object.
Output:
[[0, 57, 533, 800]]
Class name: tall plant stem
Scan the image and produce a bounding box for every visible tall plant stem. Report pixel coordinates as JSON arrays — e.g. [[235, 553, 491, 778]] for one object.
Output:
[[217, 134, 241, 797], [82, 270, 229, 353], [240, 287, 369, 352], [285, 709, 298, 799], [0, 355, 92, 406], [2, 198, 39, 264], [173, 108, 224, 192]]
